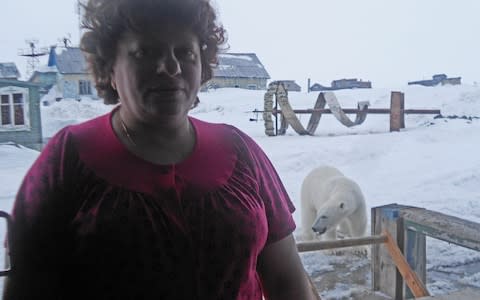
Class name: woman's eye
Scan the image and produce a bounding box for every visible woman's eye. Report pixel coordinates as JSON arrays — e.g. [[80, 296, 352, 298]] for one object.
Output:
[[130, 48, 152, 59], [129, 49, 144, 59], [177, 48, 196, 61]]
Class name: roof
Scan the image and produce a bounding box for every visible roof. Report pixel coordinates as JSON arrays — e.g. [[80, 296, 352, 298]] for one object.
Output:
[[0, 79, 42, 88], [56, 47, 89, 74], [0, 63, 20, 79], [213, 53, 270, 79], [276, 80, 300, 85]]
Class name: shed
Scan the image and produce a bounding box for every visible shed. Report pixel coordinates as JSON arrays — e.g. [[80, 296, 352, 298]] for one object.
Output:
[[205, 53, 270, 90], [0, 79, 43, 150]]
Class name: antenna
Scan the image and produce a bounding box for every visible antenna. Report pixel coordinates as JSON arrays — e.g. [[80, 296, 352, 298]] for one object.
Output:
[[18, 39, 48, 79], [58, 33, 72, 48]]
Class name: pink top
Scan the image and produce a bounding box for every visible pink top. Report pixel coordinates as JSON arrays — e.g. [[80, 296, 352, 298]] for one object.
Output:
[[9, 110, 296, 299]]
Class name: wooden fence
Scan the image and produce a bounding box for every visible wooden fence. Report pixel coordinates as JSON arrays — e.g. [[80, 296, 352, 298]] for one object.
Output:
[[296, 203, 480, 299], [261, 82, 441, 136]]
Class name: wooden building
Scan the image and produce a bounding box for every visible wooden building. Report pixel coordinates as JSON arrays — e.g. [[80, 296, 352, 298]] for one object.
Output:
[[0, 63, 21, 80], [275, 80, 301, 92], [0, 79, 43, 150], [205, 53, 270, 90], [30, 47, 98, 100]]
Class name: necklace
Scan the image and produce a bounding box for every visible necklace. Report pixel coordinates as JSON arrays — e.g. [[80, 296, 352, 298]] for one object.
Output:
[[118, 113, 137, 147]]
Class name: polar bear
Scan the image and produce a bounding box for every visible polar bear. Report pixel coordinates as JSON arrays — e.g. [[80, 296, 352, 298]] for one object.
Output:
[[299, 166, 368, 242]]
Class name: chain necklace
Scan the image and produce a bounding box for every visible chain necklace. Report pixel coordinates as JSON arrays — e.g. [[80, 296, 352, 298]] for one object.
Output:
[[118, 113, 137, 147]]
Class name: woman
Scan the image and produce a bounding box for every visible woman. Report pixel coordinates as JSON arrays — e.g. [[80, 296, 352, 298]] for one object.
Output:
[[4, 0, 319, 299]]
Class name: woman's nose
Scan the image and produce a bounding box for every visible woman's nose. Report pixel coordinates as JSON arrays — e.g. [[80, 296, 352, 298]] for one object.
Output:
[[156, 52, 181, 76]]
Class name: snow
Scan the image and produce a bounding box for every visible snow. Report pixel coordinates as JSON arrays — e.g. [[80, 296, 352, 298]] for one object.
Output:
[[0, 84, 479, 298], [219, 53, 253, 61]]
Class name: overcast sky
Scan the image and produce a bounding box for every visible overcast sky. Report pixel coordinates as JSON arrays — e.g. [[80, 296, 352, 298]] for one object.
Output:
[[1, 0, 479, 88]]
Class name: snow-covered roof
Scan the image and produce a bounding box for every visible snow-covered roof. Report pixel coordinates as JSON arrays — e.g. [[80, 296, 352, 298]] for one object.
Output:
[[0, 62, 20, 79], [56, 47, 89, 74], [214, 53, 270, 79]]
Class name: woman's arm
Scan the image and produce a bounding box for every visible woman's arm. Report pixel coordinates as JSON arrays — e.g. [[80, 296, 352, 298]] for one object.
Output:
[[3, 129, 74, 299], [257, 234, 321, 300]]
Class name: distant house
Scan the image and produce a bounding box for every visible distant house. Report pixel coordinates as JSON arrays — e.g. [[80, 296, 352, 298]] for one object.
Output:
[[309, 83, 328, 92], [0, 79, 43, 150], [0, 63, 21, 80], [30, 46, 98, 100], [408, 74, 461, 87], [205, 53, 270, 90], [275, 80, 301, 92], [29, 66, 60, 98], [309, 78, 372, 92], [332, 78, 371, 89]]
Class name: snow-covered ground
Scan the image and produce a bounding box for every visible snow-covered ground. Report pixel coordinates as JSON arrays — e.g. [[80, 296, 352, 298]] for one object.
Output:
[[0, 84, 479, 298]]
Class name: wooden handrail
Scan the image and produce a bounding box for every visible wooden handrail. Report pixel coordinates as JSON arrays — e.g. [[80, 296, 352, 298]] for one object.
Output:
[[297, 235, 387, 252]]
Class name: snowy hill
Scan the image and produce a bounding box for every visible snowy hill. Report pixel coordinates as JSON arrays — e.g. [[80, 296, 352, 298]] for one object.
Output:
[[1, 84, 479, 298]]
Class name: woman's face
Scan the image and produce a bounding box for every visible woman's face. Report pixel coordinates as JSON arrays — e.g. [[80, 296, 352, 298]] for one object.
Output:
[[111, 23, 202, 124]]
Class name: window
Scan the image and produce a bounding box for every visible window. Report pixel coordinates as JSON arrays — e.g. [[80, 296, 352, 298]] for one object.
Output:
[[79, 80, 92, 95], [13, 93, 25, 125], [1, 95, 10, 125], [0, 87, 29, 128], [247, 84, 257, 90], [0, 92, 26, 127]]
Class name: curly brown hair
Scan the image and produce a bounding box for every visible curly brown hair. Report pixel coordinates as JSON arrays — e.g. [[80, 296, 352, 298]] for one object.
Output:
[[80, 0, 227, 104]]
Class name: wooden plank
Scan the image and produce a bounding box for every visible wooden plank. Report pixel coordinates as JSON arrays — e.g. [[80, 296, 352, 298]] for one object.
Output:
[[297, 235, 387, 252], [403, 227, 427, 299], [390, 91, 405, 131], [372, 204, 405, 299], [401, 209, 480, 251], [383, 230, 430, 298], [372, 204, 424, 299]]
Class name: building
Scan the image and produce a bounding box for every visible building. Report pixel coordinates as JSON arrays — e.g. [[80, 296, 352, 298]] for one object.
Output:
[[275, 80, 301, 92], [205, 53, 270, 90], [0, 63, 21, 80], [0, 79, 43, 150], [30, 46, 98, 100], [408, 74, 462, 87], [308, 78, 372, 92], [332, 78, 372, 89]]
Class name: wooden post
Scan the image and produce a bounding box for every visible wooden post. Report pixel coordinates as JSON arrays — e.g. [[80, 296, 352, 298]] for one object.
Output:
[[402, 211, 427, 299], [372, 204, 418, 299], [390, 92, 405, 132], [383, 230, 430, 298]]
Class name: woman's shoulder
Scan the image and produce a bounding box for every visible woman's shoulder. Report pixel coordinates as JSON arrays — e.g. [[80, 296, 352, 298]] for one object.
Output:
[[189, 117, 264, 159], [66, 110, 113, 140], [189, 117, 251, 142], [41, 110, 114, 165]]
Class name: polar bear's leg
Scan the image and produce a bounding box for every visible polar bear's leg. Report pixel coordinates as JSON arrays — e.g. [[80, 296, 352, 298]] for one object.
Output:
[[338, 220, 353, 238], [322, 227, 337, 241], [300, 204, 317, 241]]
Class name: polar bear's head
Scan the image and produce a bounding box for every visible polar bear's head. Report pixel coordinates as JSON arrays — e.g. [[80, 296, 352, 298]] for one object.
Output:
[[311, 191, 357, 235]]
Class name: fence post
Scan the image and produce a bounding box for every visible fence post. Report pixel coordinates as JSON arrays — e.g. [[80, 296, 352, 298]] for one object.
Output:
[[390, 92, 405, 132], [401, 209, 428, 299], [372, 204, 417, 299]]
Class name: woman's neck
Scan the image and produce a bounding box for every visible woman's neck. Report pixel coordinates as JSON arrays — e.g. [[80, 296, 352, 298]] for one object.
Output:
[[114, 108, 196, 165]]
